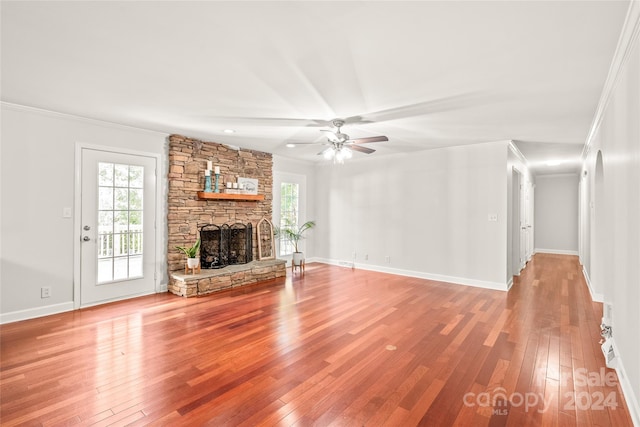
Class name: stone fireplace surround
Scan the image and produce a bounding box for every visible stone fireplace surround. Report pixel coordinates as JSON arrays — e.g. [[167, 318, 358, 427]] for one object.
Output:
[[167, 135, 285, 297]]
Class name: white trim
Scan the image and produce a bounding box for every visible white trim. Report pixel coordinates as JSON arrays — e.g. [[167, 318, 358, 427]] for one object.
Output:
[[272, 171, 308, 257], [309, 258, 508, 292], [508, 140, 528, 165], [611, 338, 640, 427], [506, 277, 514, 290], [582, 266, 604, 303], [583, 1, 640, 159], [74, 143, 163, 309], [535, 173, 580, 179], [534, 248, 579, 256], [73, 145, 82, 309], [0, 302, 74, 324], [78, 290, 157, 309], [1, 102, 168, 137]]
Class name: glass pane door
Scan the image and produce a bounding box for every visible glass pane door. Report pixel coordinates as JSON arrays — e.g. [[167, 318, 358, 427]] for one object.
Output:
[[97, 162, 144, 283]]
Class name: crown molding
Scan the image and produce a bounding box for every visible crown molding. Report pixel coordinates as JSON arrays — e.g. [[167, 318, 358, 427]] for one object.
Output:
[[508, 139, 529, 165], [1, 101, 169, 137], [582, 0, 640, 159]]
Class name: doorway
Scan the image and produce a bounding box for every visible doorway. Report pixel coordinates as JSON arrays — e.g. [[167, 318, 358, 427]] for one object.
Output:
[[591, 150, 608, 300], [511, 168, 524, 276], [77, 147, 157, 307], [512, 168, 525, 275]]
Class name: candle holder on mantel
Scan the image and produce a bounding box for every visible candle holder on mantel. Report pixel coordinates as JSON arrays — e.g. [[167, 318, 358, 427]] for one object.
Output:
[[204, 171, 212, 193], [214, 173, 220, 193]]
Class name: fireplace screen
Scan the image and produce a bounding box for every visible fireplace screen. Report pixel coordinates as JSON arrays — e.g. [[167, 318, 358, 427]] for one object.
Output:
[[199, 222, 252, 269]]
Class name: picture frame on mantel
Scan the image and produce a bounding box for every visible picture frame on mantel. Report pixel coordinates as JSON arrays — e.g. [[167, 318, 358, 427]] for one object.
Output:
[[238, 177, 258, 195]]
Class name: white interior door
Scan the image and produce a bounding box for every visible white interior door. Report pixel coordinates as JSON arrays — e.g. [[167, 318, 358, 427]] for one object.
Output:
[[512, 168, 522, 275], [519, 176, 527, 270], [80, 148, 157, 306], [527, 182, 534, 260]]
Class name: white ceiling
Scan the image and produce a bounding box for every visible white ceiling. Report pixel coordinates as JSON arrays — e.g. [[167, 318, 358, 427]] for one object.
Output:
[[1, 1, 630, 174]]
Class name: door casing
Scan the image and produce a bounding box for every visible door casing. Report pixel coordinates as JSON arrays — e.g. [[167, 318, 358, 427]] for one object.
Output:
[[74, 143, 162, 309]]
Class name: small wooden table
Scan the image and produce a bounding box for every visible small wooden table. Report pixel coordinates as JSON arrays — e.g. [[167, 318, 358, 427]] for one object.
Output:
[[292, 259, 305, 274], [185, 263, 201, 275]]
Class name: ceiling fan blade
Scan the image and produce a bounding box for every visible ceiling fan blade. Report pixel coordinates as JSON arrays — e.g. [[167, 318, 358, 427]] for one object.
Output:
[[350, 145, 376, 154], [205, 116, 331, 128], [360, 92, 485, 124], [321, 129, 340, 142], [339, 115, 374, 126], [350, 136, 388, 144]]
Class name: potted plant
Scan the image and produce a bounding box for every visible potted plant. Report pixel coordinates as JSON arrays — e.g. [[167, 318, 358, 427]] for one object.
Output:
[[176, 238, 201, 269], [275, 220, 316, 266]]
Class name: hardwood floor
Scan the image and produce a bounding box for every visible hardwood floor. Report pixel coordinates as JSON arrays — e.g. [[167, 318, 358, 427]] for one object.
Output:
[[0, 254, 633, 426]]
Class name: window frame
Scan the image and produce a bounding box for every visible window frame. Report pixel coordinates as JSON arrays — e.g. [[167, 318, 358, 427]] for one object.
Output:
[[272, 171, 307, 259]]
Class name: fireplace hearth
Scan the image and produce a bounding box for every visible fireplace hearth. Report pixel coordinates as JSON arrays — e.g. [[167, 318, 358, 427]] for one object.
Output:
[[200, 222, 253, 269]]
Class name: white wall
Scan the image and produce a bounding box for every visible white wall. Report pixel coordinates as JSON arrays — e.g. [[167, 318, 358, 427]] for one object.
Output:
[[580, 3, 640, 423], [0, 104, 168, 322], [313, 140, 509, 290], [534, 174, 579, 255]]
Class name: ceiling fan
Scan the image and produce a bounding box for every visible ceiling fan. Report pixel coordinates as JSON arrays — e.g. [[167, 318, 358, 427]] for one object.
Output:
[[316, 119, 388, 163]]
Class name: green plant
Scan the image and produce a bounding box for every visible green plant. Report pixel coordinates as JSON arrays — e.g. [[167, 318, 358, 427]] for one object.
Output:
[[275, 220, 316, 253], [175, 239, 200, 258]]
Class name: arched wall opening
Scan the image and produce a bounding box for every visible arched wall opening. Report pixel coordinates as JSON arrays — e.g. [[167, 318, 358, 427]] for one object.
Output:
[[590, 150, 609, 301]]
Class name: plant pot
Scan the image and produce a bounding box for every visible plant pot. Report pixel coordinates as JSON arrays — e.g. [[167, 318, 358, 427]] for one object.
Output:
[[187, 257, 199, 269], [292, 252, 304, 266]]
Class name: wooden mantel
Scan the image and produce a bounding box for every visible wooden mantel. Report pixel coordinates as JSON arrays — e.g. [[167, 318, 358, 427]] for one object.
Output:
[[197, 192, 265, 201]]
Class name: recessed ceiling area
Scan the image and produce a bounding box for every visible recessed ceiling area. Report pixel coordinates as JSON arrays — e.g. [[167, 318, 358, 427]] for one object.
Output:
[[0, 1, 630, 174]]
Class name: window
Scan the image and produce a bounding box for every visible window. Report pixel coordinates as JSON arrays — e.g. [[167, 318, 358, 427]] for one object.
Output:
[[279, 182, 299, 256], [97, 162, 144, 283]]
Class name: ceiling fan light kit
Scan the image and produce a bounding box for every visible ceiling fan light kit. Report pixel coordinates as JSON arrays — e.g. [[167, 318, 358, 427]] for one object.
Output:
[[323, 145, 353, 164], [316, 119, 388, 163]]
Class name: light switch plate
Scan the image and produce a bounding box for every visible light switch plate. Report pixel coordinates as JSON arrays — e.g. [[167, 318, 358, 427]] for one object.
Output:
[[488, 213, 498, 222], [63, 207, 72, 218]]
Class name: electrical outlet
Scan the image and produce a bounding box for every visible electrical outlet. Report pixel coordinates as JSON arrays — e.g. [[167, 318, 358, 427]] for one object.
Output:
[[41, 287, 51, 298], [488, 213, 498, 222], [385, 256, 390, 263]]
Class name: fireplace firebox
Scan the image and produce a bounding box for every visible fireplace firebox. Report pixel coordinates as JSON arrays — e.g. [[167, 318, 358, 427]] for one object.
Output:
[[200, 223, 253, 269]]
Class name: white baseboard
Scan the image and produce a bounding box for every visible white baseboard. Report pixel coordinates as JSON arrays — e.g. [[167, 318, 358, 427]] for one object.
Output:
[[582, 267, 604, 302], [534, 248, 579, 256], [506, 277, 514, 290], [0, 302, 75, 324], [611, 338, 640, 427], [310, 258, 508, 291], [1, 287, 170, 324]]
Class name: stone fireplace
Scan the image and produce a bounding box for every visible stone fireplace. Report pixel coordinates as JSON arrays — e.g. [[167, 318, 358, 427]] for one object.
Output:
[[167, 135, 285, 297]]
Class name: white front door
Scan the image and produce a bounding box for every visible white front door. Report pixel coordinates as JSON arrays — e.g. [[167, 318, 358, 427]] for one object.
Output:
[[80, 148, 157, 306]]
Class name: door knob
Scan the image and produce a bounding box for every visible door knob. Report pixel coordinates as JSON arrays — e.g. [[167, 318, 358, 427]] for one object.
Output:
[[83, 236, 90, 242], [83, 225, 91, 231]]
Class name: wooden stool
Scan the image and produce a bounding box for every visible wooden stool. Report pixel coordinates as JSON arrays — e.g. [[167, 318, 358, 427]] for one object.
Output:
[[292, 259, 305, 274], [185, 262, 201, 275]]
